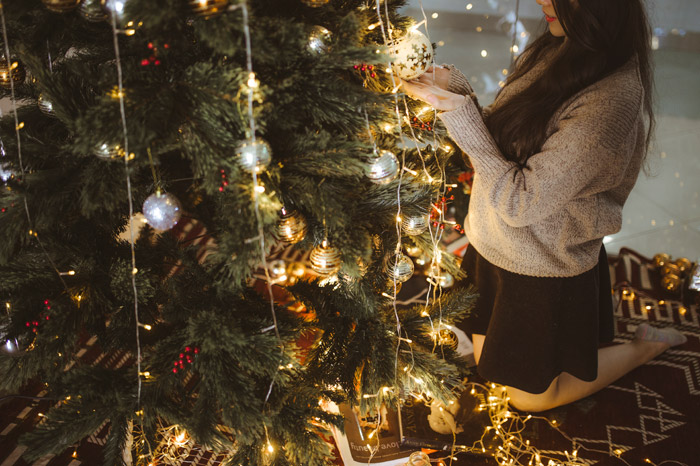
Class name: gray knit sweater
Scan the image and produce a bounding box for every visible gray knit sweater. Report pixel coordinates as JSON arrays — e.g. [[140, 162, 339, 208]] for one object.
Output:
[[439, 59, 646, 277]]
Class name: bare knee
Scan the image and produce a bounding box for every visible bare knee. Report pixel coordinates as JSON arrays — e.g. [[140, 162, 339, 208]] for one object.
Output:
[[506, 376, 562, 413]]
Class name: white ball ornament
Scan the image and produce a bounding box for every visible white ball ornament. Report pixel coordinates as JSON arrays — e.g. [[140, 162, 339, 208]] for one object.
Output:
[[366, 150, 399, 184], [388, 29, 433, 80], [142, 192, 182, 231], [236, 139, 272, 174]]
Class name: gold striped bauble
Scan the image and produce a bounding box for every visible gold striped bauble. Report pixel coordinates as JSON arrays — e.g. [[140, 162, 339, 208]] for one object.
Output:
[[0, 59, 25, 89], [189, 0, 229, 18], [42, 0, 81, 12], [276, 208, 307, 244], [301, 0, 330, 7], [310, 241, 341, 276]]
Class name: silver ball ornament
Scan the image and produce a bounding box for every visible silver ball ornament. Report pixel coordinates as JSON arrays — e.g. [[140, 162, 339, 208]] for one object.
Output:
[[366, 150, 399, 184], [310, 242, 342, 276], [388, 29, 433, 80], [2, 338, 19, 354], [142, 192, 182, 231], [38, 94, 55, 116], [308, 26, 331, 53], [236, 139, 272, 173], [388, 253, 414, 283], [0, 162, 14, 183], [94, 143, 122, 159], [277, 208, 308, 244], [402, 214, 429, 236]]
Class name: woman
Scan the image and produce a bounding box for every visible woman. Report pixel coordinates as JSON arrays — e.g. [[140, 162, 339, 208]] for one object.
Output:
[[403, 0, 686, 412]]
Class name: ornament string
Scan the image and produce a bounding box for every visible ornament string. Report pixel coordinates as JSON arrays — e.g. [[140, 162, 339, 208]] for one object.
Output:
[[236, 4, 283, 434], [374, 0, 408, 384], [106, 0, 143, 408], [0, 1, 67, 290], [511, 0, 521, 67]]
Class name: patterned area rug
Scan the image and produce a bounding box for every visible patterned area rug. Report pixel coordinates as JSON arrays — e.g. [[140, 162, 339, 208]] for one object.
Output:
[[1, 240, 698, 465]]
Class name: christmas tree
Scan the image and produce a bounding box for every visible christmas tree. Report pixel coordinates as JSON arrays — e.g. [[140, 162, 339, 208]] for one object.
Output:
[[0, 0, 475, 464]]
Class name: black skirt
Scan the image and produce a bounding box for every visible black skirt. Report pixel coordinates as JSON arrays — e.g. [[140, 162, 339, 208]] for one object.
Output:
[[456, 244, 614, 394]]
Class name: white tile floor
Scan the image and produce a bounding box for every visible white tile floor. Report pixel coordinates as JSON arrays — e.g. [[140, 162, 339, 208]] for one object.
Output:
[[415, 18, 700, 262]]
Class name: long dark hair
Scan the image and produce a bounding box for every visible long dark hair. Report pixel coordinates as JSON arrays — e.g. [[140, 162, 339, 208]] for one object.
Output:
[[485, 0, 655, 165]]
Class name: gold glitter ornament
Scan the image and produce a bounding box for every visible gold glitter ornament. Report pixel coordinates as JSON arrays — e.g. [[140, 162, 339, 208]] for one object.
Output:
[[310, 241, 342, 276], [41, 0, 81, 12], [387, 253, 414, 283], [301, 0, 330, 7], [189, 0, 229, 18], [268, 260, 288, 283], [662, 274, 682, 292], [675, 257, 692, 274], [0, 59, 26, 88], [286, 262, 307, 285], [653, 253, 671, 268], [661, 263, 680, 277], [276, 208, 307, 244]]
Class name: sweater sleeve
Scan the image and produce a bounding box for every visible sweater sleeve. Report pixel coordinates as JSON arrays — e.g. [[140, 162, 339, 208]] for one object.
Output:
[[443, 64, 474, 97], [438, 86, 642, 228]]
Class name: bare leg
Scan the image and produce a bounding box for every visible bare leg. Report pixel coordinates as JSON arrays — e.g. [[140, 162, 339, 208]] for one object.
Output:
[[471, 332, 675, 412]]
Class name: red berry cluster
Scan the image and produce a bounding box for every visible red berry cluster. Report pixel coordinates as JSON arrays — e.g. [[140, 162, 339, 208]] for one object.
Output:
[[25, 300, 51, 333], [172, 346, 200, 373], [430, 189, 457, 231], [218, 169, 229, 192], [411, 116, 433, 131], [1, 202, 15, 213], [140, 42, 170, 67], [353, 63, 377, 78]]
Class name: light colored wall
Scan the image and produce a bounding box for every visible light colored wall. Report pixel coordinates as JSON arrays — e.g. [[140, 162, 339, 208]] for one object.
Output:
[[407, 0, 700, 34]]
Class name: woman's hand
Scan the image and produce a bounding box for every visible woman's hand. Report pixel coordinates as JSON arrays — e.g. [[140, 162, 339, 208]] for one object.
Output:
[[413, 66, 452, 90], [401, 79, 467, 112]]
